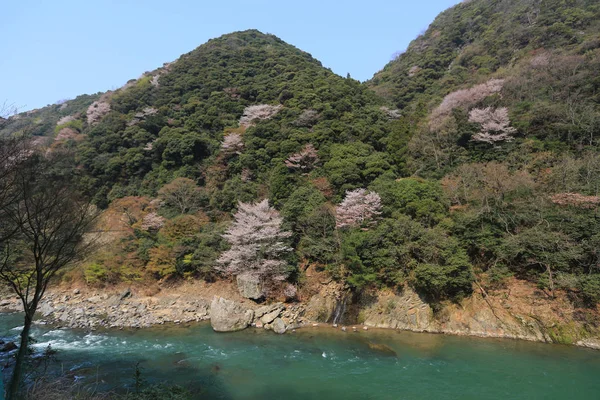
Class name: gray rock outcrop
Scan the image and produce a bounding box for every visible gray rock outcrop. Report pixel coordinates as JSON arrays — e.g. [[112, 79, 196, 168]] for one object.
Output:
[[236, 274, 263, 300], [39, 302, 54, 317], [361, 287, 433, 331], [254, 303, 283, 318], [261, 308, 283, 325], [210, 297, 254, 332]]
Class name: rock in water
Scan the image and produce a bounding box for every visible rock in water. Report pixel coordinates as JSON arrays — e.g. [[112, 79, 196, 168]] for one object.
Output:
[[1, 342, 17, 352], [236, 273, 263, 300], [272, 318, 286, 334], [210, 297, 254, 332], [368, 342, 397, 357]]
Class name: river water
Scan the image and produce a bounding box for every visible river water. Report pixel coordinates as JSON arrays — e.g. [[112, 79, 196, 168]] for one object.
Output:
[[1, 312, 599, 399]]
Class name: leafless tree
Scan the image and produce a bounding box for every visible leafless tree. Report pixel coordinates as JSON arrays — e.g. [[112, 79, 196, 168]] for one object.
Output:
[[157, 177, 203, 214], [1, 101, 19, 119], [0, 153, 97, 399], [0, 137, 30, 243]]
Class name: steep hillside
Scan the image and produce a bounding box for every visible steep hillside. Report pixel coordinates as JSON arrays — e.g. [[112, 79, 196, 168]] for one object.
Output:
[[367, 0, 600, 317], [370, 0, 600, 108], [71, 30, 403, 206], [0, 94, 100, 139]]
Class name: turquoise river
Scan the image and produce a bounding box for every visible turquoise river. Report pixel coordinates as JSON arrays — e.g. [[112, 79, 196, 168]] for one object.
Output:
[[1, 312, 599, 399]]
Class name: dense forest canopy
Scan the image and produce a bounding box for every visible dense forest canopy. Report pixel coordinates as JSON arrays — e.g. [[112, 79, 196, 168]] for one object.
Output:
[[2, 0, 600, 308]]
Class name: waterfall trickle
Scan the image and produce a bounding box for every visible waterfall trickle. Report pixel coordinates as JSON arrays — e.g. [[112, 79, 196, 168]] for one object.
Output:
[[332, 294, 349, 325]]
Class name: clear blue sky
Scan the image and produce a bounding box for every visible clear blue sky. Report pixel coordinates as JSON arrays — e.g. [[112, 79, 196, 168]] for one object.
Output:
[[2, 0, 459, 112]]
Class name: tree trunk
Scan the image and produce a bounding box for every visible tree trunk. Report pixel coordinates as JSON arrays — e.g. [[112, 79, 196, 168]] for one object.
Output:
[[7, 313, 32, 400], [546, 265, 555, 298]]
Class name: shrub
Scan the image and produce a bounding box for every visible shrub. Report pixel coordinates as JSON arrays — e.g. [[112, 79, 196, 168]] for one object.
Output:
[[83, 263, 109, 285], [579, 275, 600, 306]]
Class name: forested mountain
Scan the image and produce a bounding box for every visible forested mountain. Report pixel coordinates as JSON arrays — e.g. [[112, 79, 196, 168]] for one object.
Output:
[[2, 0, 600, 317], [367, 0, 600, 307]]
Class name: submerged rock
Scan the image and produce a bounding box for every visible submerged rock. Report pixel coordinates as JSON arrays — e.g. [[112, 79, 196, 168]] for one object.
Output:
[[210, 297, 254, 332], [368, 343, 397, 357], [1, 341, 17, 352]]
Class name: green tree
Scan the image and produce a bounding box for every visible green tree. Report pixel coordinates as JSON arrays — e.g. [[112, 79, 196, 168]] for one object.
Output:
[[500, 227, 583, 297]]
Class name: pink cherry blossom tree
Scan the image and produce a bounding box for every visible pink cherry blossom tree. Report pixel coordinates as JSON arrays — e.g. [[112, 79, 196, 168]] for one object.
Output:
[[469, 107, 517, 144], [285, 144, 319, 172], [335, 189, 382, 229], [239, 104, 282, 127], [216, 199, 292, 282], [221, 133, 244, 155], [140, 212, 165, 232], [429, 78, 504, 131]]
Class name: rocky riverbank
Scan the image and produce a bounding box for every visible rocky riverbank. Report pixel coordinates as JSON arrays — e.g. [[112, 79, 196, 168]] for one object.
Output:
[[0, 282, 309, 334], [1, 272, 599, 350]]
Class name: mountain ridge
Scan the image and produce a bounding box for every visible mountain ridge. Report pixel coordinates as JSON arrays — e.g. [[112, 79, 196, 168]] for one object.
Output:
[[2, 2, 600, 346]]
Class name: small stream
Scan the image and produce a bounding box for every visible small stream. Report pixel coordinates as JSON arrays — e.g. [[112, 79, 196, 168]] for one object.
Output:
[[1, 312, 600, 399]]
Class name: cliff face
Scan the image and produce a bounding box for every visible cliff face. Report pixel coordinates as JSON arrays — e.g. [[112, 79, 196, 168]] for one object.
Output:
[[303, 275, 600, 348], [297, 264, 599, 347]]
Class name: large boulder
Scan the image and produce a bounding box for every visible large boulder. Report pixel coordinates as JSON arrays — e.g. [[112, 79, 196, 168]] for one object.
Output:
[[236, 274, 263, 300], [272, 318, 286, 334], [210, 297, 254, 332]]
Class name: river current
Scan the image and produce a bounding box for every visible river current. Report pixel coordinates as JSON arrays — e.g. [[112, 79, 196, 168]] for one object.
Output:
[[1, 312, 599, 399]]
